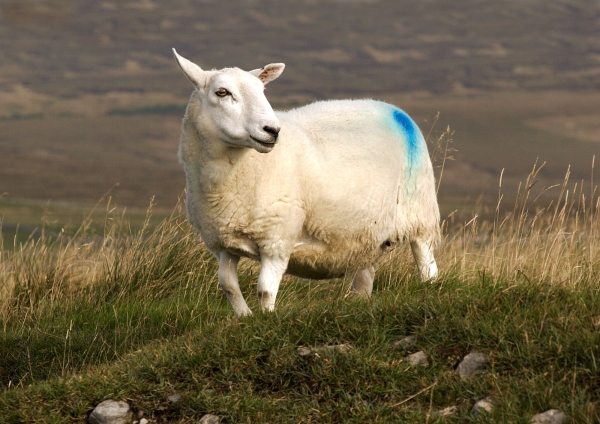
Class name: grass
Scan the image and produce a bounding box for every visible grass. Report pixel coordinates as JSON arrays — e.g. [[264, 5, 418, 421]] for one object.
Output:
[[0, 197, 174, 250], [0, 263, 598, 422], [1, 161, 599, 422]]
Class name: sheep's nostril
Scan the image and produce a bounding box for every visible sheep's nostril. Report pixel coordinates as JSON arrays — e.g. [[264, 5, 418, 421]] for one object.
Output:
[[263, 126, 280, 138]]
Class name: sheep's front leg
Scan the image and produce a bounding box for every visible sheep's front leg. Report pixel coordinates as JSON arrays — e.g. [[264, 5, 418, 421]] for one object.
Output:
[[218, 251, 252, 316], [410, 237, 438, 281], [256, 255, 288, 312], [352, 266, 375, 297]]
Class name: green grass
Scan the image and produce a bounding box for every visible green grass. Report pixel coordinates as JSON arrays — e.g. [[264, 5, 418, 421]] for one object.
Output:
[[0, 271, 598, 423]]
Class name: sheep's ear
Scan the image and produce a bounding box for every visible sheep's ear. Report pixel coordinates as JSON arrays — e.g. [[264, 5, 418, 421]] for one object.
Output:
[[173, 48, 206, 89], [249, 63, 285, 85]]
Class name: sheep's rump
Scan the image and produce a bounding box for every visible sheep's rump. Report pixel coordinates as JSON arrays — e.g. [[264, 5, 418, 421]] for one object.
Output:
[[277, 99, 439, 278]]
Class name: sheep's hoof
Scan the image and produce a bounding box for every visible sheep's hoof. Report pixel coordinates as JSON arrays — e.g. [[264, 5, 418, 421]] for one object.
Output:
[[234, 306, 253, 317], [350, 289, 372, 298], [257, 291, 276, 312], [420, 263, 438, 282]]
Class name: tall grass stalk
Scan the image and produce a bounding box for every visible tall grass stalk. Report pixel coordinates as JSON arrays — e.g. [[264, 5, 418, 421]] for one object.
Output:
[[433, 159, 600, 286], [1, 200, 215, 324]]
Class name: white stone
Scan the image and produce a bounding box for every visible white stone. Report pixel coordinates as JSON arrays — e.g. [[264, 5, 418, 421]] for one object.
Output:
[[297, 346, 312, 356], [530, 409, 567, 424], [297, 344, 352, 356], [318, 344, 352, 354], [394, 335, 416, 348], [168, 393, 183, 404], [88, 400, 133, 424], [139, 419, 148, 424], [428, 406, 458, 417], [406, 351, 429, 367], [471, 397, 493, 414], [456, 351, 488, 380], [199, 414, 220, 424]]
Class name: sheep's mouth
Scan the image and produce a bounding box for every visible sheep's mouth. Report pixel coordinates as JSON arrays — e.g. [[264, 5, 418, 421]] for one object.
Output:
[[250, 136, 276, 151]]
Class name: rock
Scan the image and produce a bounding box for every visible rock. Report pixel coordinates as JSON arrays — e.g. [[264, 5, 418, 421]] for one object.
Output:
[[405, 351, 429, 367], [456, 351, 488, 380], [139, 419, 148, 424], [428, 406, 458, 418], [199, 414, 220, 424], [88, 400, 133, 424], [393, 335, 416, 349], [321, 344, 352, 354], [297, 344, 352, 356], [530, 409, 567, 424], [471, 397, 493, 414], [297, 346, 313, 356], [168, 393, 183, 404]]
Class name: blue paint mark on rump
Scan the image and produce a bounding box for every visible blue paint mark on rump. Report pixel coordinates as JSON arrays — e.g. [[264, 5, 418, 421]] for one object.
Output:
[[392, 108, 420, 167]]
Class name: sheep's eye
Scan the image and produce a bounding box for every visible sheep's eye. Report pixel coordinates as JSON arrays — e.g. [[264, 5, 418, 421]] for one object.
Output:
[[215, 88, 229, 97]]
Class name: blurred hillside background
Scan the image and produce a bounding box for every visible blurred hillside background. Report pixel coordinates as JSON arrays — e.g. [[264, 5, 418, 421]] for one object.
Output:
[[0, 0, 599, 216]]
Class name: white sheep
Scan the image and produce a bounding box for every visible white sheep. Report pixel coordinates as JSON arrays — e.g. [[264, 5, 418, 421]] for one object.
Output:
[[173, 49, 440, 316]]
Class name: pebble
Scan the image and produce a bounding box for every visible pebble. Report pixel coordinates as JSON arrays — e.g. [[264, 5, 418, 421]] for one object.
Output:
[[88, 400, 133, 424], [530, 409, 567, 424], [471, 397, 493, 414], [405, 351, 429, 367], [456, 351, 488, 380], [297, 344, 352, 356], [394, 335, 416, 349], [428, 406, 458, 418], [199, 414, 220, 424], [168, 393, 183, 404], [297, 346, 312, 356]]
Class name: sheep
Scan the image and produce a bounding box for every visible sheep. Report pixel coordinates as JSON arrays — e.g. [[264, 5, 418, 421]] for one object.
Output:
[[173, 49, 440, 316]]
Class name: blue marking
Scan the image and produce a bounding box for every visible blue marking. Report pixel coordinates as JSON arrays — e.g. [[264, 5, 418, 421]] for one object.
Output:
[[392, 108, 420, 167], [386, 106, 425, 197]]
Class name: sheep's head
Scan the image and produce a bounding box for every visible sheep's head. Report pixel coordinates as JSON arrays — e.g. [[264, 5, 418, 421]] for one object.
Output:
[[173, 49, 284, 153]]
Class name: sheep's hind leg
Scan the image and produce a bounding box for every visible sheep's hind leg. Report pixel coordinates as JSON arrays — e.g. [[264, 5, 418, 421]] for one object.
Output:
[[218, 251, 252, 316], [410, 237, 438, 281], [352, 266, 375, 297], [256, 256, 288, 312]]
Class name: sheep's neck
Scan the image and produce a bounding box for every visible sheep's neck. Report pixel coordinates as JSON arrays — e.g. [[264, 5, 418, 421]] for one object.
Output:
[[189, 126, 252, 195]]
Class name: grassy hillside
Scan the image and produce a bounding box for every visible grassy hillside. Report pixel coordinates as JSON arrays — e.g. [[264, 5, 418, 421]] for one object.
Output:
[[0, 168, 599, 422]]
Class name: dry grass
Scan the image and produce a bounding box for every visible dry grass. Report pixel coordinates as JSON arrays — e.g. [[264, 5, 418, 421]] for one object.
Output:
[[1, 134, 598, 321], [438, 160, 600, 284], [0, 199, 215, 324]]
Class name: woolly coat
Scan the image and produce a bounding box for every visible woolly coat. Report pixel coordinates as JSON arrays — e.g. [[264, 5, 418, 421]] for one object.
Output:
[[180, 96, 440, 279]]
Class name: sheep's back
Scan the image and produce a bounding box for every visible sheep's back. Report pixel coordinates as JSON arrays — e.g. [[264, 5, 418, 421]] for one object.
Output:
[[276, 99, 438, 276]]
